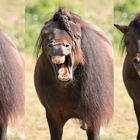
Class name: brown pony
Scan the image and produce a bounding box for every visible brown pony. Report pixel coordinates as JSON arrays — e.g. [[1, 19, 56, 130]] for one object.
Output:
[[0, 31, 24, 140], [115, 13, 140, 139], [34, 8, 113, 140]]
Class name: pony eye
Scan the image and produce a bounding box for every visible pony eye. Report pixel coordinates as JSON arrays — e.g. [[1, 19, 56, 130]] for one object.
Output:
[[62, 43, 70, 47], [65, 44, 70, 47]]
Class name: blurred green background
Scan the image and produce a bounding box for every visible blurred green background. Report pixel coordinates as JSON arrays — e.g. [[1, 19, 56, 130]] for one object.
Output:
[[114, 0, 140, 50], [0, 0, 25, 51], [26, 0, 113, 54], [0, 0, 140, 140]]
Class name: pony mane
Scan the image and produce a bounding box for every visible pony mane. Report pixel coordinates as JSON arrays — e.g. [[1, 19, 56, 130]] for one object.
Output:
[[129, 13, 140, 27], [79, 21, 113, 127]]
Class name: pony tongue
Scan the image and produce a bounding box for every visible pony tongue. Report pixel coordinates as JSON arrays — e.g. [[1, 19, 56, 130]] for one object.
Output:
[[58, 64, 69, 76], [51, 56, 65, 64], [58, 64, 71, 81]]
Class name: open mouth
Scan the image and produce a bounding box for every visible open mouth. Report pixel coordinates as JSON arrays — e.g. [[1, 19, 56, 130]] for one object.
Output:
[[51, 55, 72, 81]]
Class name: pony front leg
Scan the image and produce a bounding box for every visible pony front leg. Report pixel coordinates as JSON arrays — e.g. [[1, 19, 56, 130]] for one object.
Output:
[[0, 120, 8, 140], [46, 111, 65, 140], [86, 126, 100, 140], [134, 103, 140, 140]]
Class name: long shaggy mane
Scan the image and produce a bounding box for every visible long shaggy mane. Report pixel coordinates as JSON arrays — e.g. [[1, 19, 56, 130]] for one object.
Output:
[[0, 31, 24, 123]]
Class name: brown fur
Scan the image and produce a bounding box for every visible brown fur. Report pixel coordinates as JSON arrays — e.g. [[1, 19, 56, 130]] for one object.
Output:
[[0, 31, 24, 140], [35, 8, 113, 140], [115, 13, 140, 140]]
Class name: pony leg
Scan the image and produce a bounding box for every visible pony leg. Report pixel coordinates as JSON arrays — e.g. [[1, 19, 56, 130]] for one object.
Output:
[[0, 120, 8, 140], [86, 127, 100, 140], [46, 111, 64, 140], [134, 103, 140, 140]]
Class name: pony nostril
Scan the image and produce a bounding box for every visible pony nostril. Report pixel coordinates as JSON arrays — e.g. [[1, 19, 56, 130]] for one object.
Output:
[[133, 57, 140, 64], [48, 43, 54, 47]]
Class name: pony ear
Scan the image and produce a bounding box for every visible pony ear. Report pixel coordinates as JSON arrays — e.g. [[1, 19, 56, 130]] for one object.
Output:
[[114, 24, 129, 34]]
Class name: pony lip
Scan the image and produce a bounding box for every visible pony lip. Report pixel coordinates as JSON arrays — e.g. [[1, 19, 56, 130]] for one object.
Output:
[[51, 56, 65, 64]]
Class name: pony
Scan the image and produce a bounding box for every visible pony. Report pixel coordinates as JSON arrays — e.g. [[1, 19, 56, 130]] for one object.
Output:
[[0, 31, 25, 140], [34, 8, 113, 140], [114, 13, 140, 139]]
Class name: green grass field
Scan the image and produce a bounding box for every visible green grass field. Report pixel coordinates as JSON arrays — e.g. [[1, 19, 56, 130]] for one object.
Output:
[[0, 0, 139, 140]]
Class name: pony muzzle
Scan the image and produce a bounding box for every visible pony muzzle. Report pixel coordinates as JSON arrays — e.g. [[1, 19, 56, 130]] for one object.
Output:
[[133, 56, 140, 76], [133, 57, 140, 65]]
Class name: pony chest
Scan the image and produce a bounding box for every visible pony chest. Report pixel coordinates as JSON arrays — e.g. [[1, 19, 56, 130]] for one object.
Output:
[[44, 85, 80, 108]]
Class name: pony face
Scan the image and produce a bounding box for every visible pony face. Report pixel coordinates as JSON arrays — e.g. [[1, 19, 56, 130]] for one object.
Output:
[[124, 27, 140, 55], [40, 19, 83, 82], [114, 14, 140, 76], [124, 27, 140, 75]]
